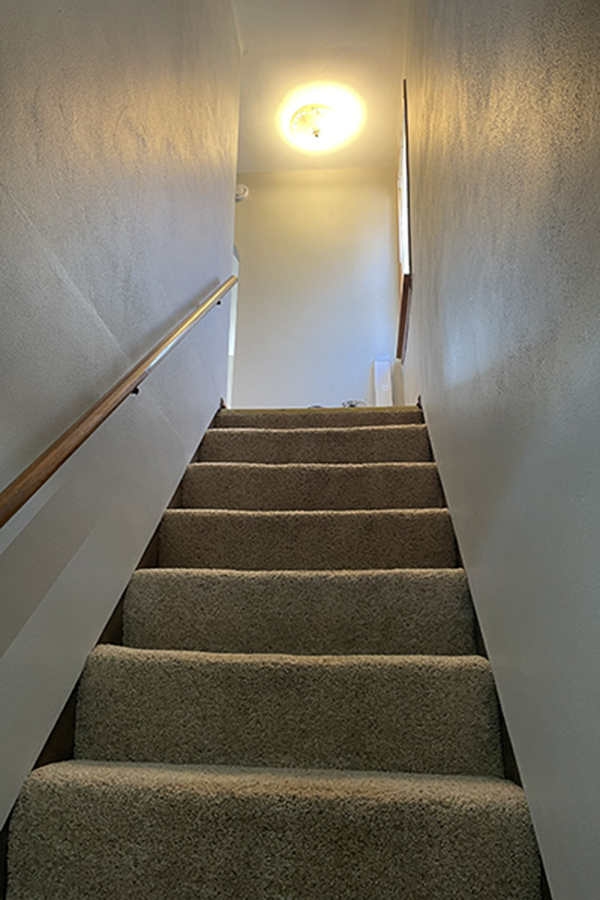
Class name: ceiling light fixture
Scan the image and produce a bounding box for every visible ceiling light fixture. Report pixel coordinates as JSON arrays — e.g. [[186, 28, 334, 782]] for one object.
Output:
[[278, 83, 365, 154], [290, 104, 334, 143]]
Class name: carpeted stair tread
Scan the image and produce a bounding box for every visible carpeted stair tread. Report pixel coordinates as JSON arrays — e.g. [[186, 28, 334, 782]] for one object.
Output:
[[181, 461, 444, 510], [75, 645, 502, 776], [123, 568, 476, 655], [197, 424, 432, 463], [213, 405, 424, 429], [8, 760, 542, 900], [158, 508, 458, 570]]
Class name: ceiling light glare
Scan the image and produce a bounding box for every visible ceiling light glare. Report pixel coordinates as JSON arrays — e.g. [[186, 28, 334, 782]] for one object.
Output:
[[278, 83, 365, 154]]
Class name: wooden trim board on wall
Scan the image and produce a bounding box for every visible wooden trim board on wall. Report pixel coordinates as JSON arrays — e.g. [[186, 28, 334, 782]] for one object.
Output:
[[396, 271, 412, 362], [396, 79, 413, 363]]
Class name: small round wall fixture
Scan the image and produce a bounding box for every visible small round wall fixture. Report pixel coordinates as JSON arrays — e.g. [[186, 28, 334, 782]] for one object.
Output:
[[235, 184, 249, 202], [278, 82, 365, 154]]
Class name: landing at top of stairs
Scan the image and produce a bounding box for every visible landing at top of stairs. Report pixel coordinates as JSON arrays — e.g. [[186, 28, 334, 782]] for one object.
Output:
[[213, 405, 424, 429]]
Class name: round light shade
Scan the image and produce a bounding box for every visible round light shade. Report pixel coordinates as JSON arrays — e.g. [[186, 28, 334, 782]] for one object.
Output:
[[290, 104, 334, 144], [278, 83, 365, 154]]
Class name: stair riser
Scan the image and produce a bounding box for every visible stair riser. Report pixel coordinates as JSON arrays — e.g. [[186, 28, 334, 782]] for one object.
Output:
[[181, 462, 444, 510], [214, 406, 424, 429], [8, 763, 542, 900], [124, 569, 476, 655], [158, 509, 458, 570], [198, 425, 432, 463], [75, 647, 502, 776]]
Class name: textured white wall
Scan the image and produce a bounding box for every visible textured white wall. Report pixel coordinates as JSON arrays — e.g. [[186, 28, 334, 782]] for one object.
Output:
[[0, 0, 240, 828], [400, 1, 600, 896], [232, 168, 399, 408]]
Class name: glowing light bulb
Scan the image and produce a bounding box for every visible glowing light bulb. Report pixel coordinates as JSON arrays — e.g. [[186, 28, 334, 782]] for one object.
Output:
[[290, 104, 334, 142], [278, 83, 365, 154]]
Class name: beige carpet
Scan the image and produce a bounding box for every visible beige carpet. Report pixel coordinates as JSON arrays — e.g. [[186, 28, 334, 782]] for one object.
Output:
[[182, 461, 444, 510], [123, 568, 476, 655], [197, 424, 432, 463], [212, 405, 424, 429], [7, 405, 542, 899]]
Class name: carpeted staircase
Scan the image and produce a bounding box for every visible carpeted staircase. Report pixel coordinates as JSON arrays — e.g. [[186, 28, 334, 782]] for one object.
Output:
[[7, 406, 542, 898]]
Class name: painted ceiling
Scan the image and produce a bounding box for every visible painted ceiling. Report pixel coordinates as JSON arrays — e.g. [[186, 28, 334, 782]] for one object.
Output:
[[233, 0, 407, 172]]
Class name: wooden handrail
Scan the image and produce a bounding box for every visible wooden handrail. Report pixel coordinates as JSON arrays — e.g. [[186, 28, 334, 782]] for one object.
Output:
[[0, 275, 238, 529]]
